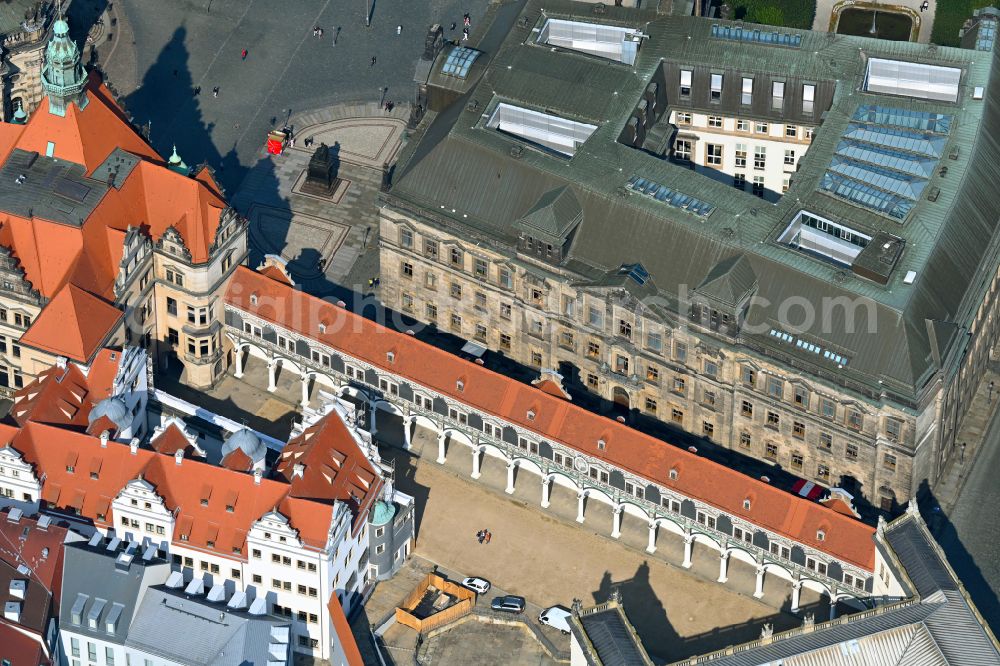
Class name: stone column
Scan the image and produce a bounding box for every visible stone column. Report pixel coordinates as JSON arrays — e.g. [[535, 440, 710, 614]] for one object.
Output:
[[369, 402, 378, 435], [505, 462, 516, 494], [541, 477, 551, 508], [611, 507, 623, 539], [754, 567, 766, 599], [267, 360, 277, 392], [576, 492, 587, 523], [717, 551, 730, 584], [682, 534, 694, 568], [300, 374, 311, 409], [829, 596, 838, 621], [791, 580, 802, 612], [403, 416, 413, 450], [471, 448, 482, 479], [436, 431, 447, 464], [646, 522, 657, 554], [234, 346, 245, 378]]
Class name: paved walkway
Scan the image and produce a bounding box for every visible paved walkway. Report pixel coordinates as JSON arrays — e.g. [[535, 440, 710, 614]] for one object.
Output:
[[231, 101, 408, 297], [812, 0, 935, 43], [382, 430, 817, 663]]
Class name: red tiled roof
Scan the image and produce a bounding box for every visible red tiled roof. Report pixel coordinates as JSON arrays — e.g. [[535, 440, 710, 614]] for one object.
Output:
[[327, 593, 364, 666], [227, 266, 877, 570], [257, 264, 294, 286], [9, 417, 334, 556], [0, 624, 46, 666], [149, 423, 200, 457], [220, 447, 254, 472], [0, 75, 228, 305], [10, 348, 123, 429], [0, 508, 69, 616], [275, 411, 383, 534]]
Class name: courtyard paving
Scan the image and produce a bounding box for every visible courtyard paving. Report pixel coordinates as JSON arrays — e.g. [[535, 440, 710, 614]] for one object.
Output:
[[813, 0, 935, 43]]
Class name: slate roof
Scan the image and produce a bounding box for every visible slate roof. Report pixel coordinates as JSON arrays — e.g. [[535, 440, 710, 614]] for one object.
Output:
[[386, 0, 1000, 402], [124, 587, 290, 666], [570, 598, 653, 666], [672, 511, 1000, 666]]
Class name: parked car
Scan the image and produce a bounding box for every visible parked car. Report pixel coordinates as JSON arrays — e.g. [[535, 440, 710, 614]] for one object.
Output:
[[491, 595, 526, 613], [538, 606, 572, 634], [461, 577, 491, 594]]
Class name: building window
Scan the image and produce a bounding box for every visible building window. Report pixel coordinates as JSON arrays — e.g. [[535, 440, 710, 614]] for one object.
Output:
[[706, 143, 723, 166], [646, 366, 660, 384], [615, 355, 629, 374], [423, 239, 438, 260], [806, 557, 827, 575], [793, 386, 809, 408], [793, 421, 805, 439], [735, 144, 747, 168], [817, 463, 830, 481], [673, 377, 685, 394], [401, 262, 413, 278], [674, 342, 687, 363], [753, 146, 766, 170], [587, 341, 601, 358], [741, 400, 754, 417], [671, 408, 683, 424], [499, 333, 511, 351], [765, 442, 778, 460], [708, 115, 723, 128], [588, 307, 604, 329], [165, 268, 184, 287], [166, 297, 177, 316], [531, 351, 543, 367], [766, 411, 779, 427], [883, 453, 897, 471], [676, 111, 692, 124], [680, 69, 692, 97], [755, 121, 769, 134], [702, 421, 714, 438], [767, 377, 783, 400], [450, 282, 462, 299], [498, 267, 513, 289], [499, 302, 512, 320], [449, 247, 463, 266], [733, 526, 753, 543], [474, 257, 488, 277], [847, 410, 863, 431], [674, 139, 692, 161], [740, 77, 753, 105], [425, 303, 437, 320], [646, 332, 662, 351], [644, 397, 657, 413], [741, 366, 756, 386], [703, 390, 716, 407], [819, 432, 832, 451], [425, 271, 437, 290], [803, 84, 815, 114], [771, 80, 785, 109], [770, 542, 791, 559], [785, 124, 798, 138], [400, 228, 413, 248], [710, 72, 723, 101], [846, 443, 859, 460], [475, 324, 488, 342], [739, 432, 751, 449], [618, 320, 632, 339], [587, 374, 599, 390], [784, 149, 796, 165], [696, 511, 717, 529], [885, 418, 902, 441], [821, 398, 835, 420], [790, 452, 804, 471]]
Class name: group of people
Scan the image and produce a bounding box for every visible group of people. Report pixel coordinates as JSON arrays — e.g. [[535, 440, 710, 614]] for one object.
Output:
[[476, 529, 493, 544]]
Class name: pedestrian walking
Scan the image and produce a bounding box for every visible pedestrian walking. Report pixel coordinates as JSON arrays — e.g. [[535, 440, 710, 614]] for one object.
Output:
[[397, 25, 402, 35], [464, 13, 471, 26], [371, 55, 377, 66], [476, 529, 485, 544], [212, 86, 219, 97], [193, 86, 201, 96], [241, 48, 248, 60], [462, 30, 469, 42], [450, 22, 457, 30], [485, 531, 492, 544]]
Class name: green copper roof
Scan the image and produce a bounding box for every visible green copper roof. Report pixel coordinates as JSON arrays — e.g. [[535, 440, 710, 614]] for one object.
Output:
[[370, 500, 396, 527], [41, 16, 88, 117], [387, 0, 1000, 402]]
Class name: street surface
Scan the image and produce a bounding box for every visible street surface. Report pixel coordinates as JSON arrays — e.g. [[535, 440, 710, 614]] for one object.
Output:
[[106, 0, 493, 193]]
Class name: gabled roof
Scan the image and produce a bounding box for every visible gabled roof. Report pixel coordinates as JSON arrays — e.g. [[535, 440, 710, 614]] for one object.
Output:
[[695, 254, 758, 306], [228, 266, 877, 569], [515, 186, 583, 240], [328, 593, 364, 666], [9, 352, 123, 429], [275, 410, 382, 533], [18, 284, 123, 363], [149, 422, 203, 458], [0, 508, 70, 638]]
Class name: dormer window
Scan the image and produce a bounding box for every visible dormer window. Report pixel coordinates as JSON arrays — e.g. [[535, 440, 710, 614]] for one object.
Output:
[[526, 410, 535, 421], [250, 293, 258, 305], [817, 529, 826, 542], [597, 439, 606, 450], [456, 379, 465, 392], [743, 499, 751, 510], [669, 468, 678, 480]]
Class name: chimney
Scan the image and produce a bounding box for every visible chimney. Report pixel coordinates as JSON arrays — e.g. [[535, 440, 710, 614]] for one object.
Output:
[[174, 449, 183, 466], [3, 601, 20, 623], [253, 468, 262, 485], [130, 438, 139, 455], [292, 463, 305, 479], [100, 430, 109, 448]]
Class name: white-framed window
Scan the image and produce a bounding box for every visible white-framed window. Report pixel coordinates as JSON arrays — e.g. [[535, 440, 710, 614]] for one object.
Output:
[[770, 542, 791, 559], [448, 407, 468, 425], [588, 466, 610, 484], [784, 149, 796, 166], [378, 377, 399, 396], [624, 481, 645, 499], [517, 436, 539, 454], [483, 422, 502, 438], [661, 497, 681, 513], [680, 69, 692, 97], [696, 511, 716, 530], [276, 334, 295, 352], [741, 77, 753, 105], [345, 364, 365, 381], [733, 526, 753, 544], [771, 80, 785, 109], [311, 349, 330, 366], [806, 556, 828, 576], [710, 73, 723, 101], [803, 83, 816, 114], [415, 394, 433, 411]]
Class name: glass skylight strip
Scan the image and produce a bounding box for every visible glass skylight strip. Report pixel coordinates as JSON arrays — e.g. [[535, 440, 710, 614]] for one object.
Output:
[[864, 58, 961, 103], [820, 172, 914, 220], [487, 103, 597, 157], [710, 24, 802, 47], [770, 328, 850, 366], [627, 176, 715, 217], [538, 19, 642, 65], [975, 18, 997, 51], [835, 141, 936, 179], [828, 157, 926, 200], [852, 105, 953, 134], [843, 124, 945, 158]]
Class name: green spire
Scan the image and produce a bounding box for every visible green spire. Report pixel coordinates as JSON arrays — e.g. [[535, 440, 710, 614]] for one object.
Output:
[[167, 145, 189, 175], [41, 16, 88, 117], [11, 102, 27, 124]]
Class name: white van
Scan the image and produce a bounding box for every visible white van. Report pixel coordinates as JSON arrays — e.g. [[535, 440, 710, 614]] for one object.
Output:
[[538, 606, 572, 634]]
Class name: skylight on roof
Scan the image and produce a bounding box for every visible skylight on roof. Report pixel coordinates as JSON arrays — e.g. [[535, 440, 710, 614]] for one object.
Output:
[[864, 58, 961, 103], [710, 24, 802, 48], [626, 176, 715, 217], [820, 105, 953, 220], [486, 103, 597, 158], [619, 263, 650, 285], [441, 46, 481, 79], [778, 211, 870, 267], [974, 17, 997, 51], [537, 18, 643, 65], [769, 328, 849, 367]]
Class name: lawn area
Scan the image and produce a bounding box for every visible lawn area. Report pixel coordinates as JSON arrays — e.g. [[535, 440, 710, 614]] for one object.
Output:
[[724, 0, 816, 29], [931, 1, 995, 46]]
